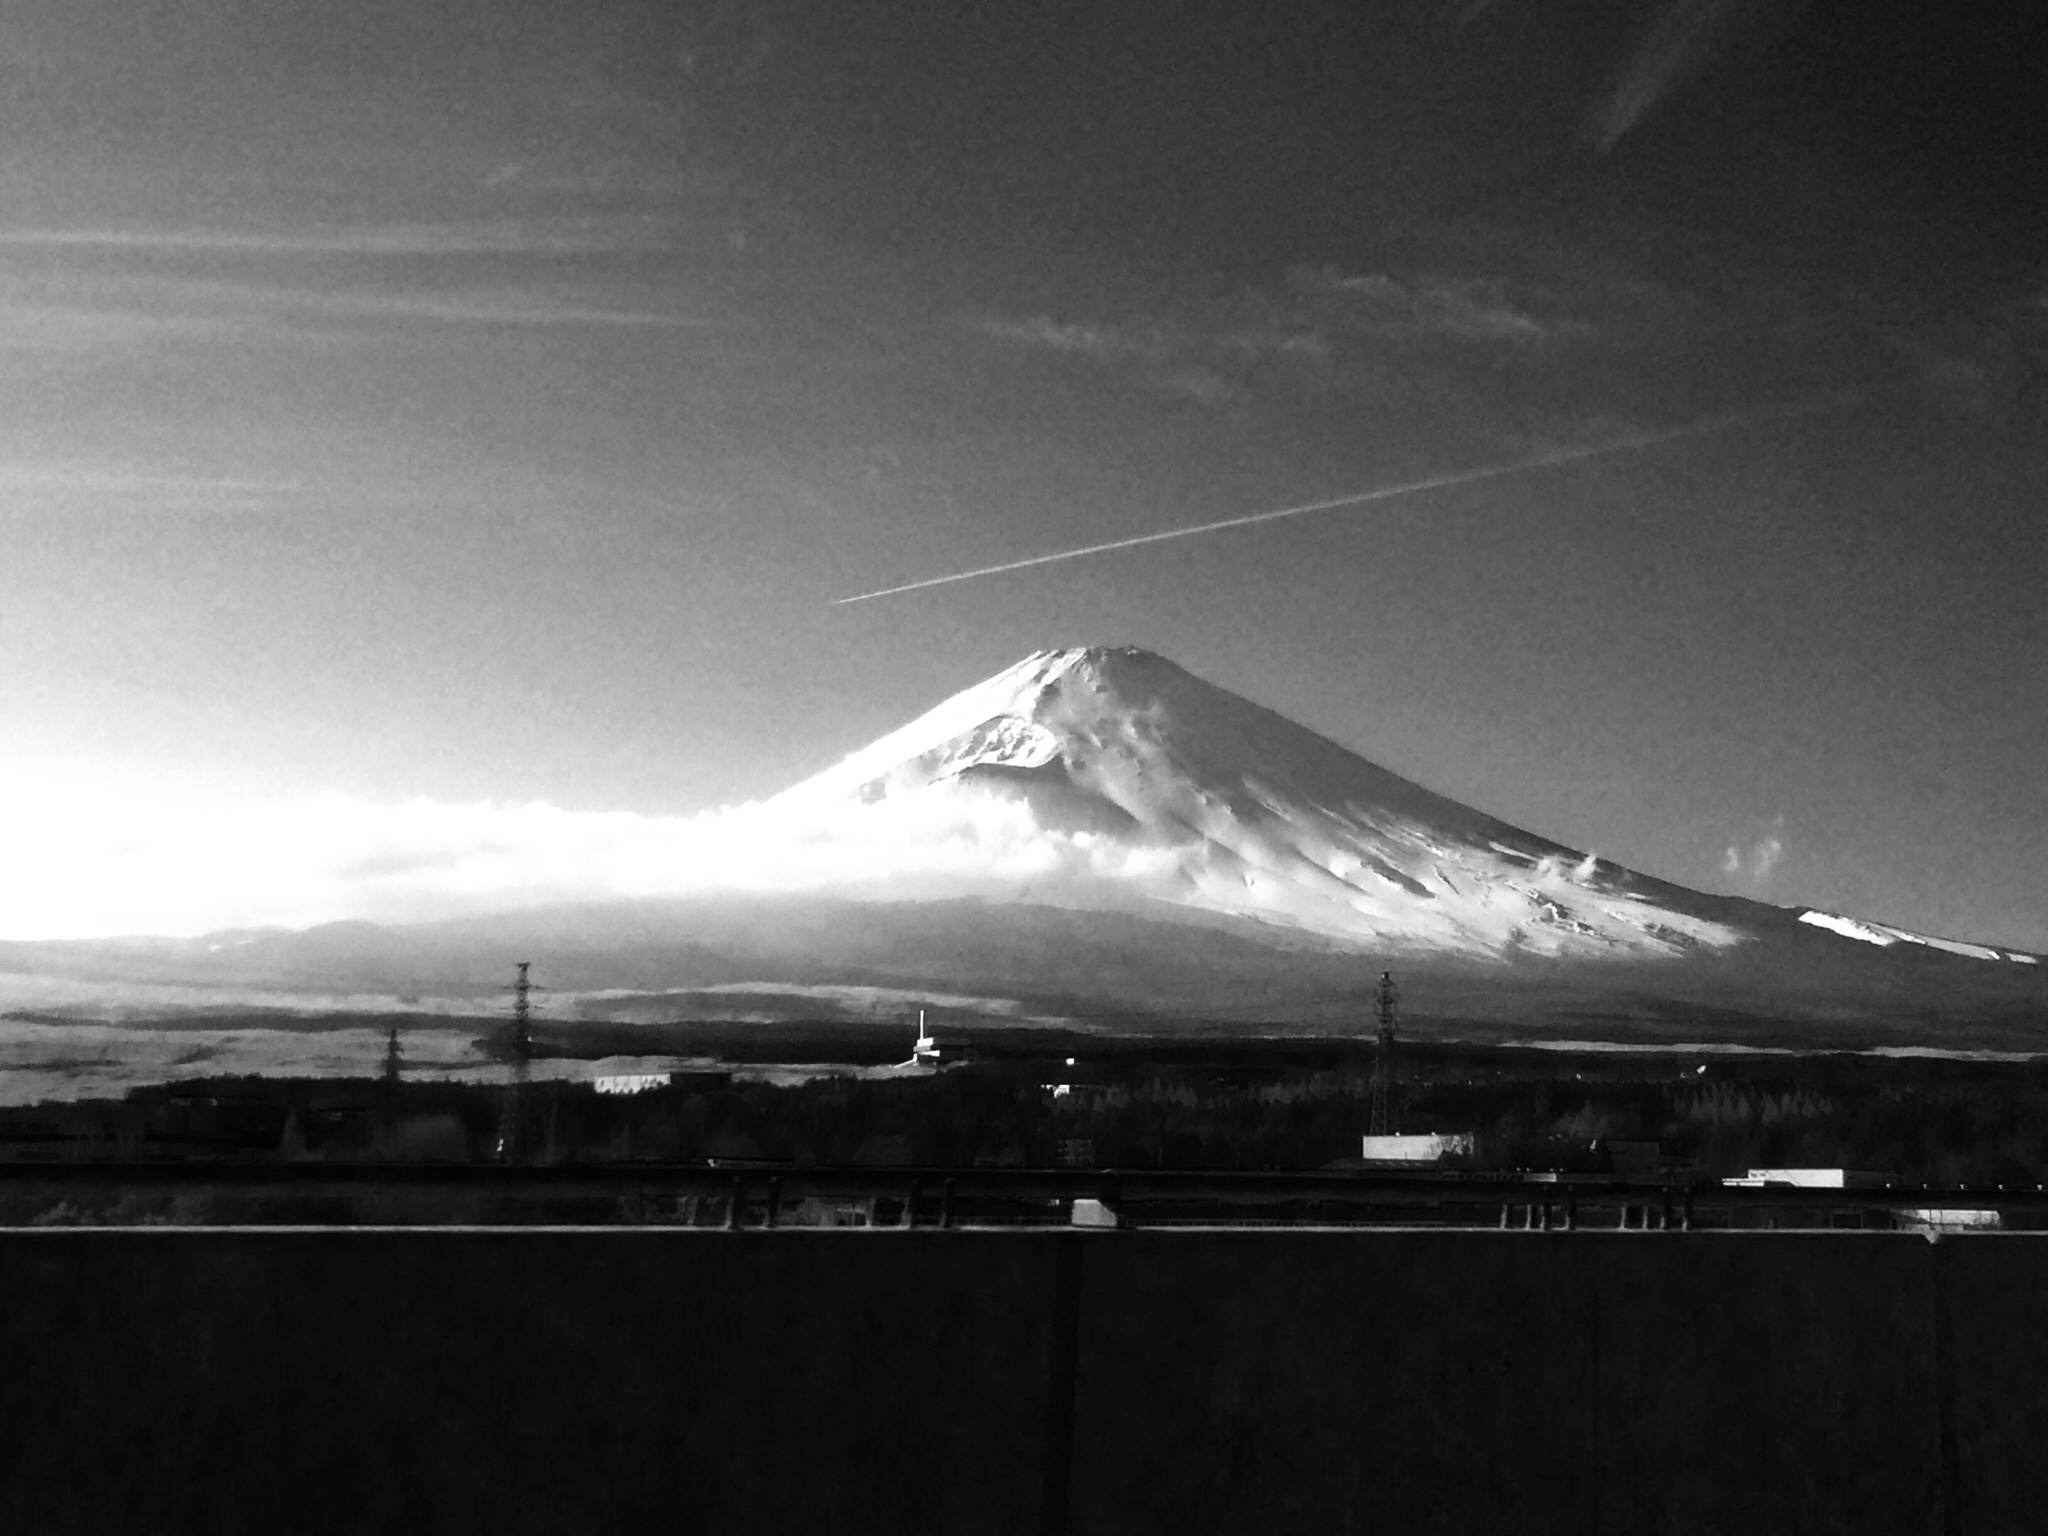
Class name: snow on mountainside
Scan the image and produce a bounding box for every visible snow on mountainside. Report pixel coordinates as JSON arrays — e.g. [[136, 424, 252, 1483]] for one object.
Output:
[[1797, 908, 2037, 965], [774, 646, 1753, 961]]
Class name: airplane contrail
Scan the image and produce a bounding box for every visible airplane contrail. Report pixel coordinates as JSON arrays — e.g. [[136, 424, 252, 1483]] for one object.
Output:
[[832, 391, 1857, 605]]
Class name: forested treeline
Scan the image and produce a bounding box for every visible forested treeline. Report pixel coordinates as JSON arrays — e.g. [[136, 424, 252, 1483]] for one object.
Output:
[[10, 1054, 2048, 1186]]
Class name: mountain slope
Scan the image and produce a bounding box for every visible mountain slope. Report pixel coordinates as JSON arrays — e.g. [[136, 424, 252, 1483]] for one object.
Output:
[[778, 646, 1772, 961]]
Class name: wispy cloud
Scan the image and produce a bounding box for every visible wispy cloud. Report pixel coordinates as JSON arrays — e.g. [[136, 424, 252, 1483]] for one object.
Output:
[[971, 317, 1134, 358], [963, 247, 1689, 419], [961, 230, 2020, 465], [1585, 0, 1749, 153], [967, 313, 1238, 403], [1722, 815, 1787, 889], [299, 289, 720, 331], [1313, 271, 1555, 341], [0, 256, 723, 360], [0, 304, 241, 354], [1874, 285, 2048, 418], [0, 465, 302, 509], [0, 219, 645, 259]]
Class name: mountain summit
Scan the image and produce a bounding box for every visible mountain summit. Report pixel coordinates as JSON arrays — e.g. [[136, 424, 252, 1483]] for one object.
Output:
[[775, 646, 1750, 962]]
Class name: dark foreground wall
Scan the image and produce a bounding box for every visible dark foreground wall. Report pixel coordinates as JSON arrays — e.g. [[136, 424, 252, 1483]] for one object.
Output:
[[1, 1230, 2040, 1535]]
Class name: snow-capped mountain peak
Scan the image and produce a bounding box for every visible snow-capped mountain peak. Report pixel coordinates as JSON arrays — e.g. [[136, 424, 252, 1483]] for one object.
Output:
[[775, 646, 1746, 960]]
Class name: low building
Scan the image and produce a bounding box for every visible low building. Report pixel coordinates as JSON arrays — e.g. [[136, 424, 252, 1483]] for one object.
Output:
[[1721, 1168, 1892, 1189], [1899, 1207, 2002, 1232], [593, 1073, 670, 1096], [1070, 1197, 1118, 1229], [1359, 1132, 1476, 1166]]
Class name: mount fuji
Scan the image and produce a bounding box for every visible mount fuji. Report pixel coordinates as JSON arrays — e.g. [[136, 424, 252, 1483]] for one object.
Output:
[[774, 646, 1753, 962], [4, 646, 2043, 1049]]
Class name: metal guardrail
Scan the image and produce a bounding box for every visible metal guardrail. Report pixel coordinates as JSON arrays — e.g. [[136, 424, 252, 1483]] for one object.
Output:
[[0, 1162, 2037, 1229]]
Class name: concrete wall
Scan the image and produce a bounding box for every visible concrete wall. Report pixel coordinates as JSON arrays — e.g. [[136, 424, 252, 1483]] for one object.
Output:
[[0, 1231, 2036, 1534], [1071, 1234, 1946, 1535]]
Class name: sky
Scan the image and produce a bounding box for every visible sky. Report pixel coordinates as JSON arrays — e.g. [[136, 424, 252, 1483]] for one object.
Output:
[[2, 1, 2045, 946]]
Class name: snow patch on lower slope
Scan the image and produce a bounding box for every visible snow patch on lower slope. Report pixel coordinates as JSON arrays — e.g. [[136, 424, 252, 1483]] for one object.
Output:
[[1800, 908, 2022, 964], [1798, 910, 1899, 947]]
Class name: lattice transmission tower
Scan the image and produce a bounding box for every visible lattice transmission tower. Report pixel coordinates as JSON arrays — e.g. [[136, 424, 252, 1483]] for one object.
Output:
[[1368, 970, 1398, 1137], [494, 961, 537, 1162]]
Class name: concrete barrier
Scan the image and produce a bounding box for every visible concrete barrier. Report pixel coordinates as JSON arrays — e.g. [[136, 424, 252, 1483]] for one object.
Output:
[[0, 1230, 2034, 1534], [1939, 1236, 2048, 1535], [1071, 1234, 1943, 1535], [0, 1233, 1065, 1535]]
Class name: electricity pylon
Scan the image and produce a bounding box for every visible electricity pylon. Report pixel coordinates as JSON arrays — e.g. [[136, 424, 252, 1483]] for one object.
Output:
[[494, 962, 536, 1163], [1368, 970, 1398, 1137]]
